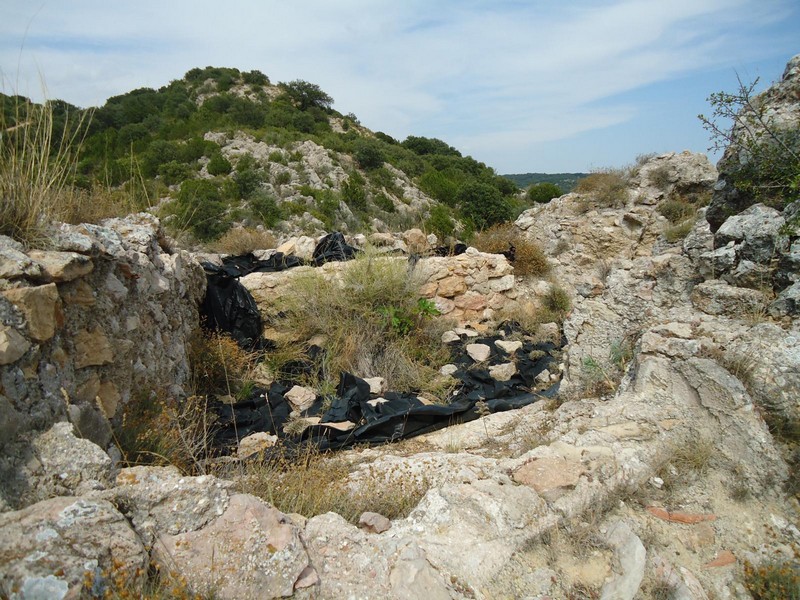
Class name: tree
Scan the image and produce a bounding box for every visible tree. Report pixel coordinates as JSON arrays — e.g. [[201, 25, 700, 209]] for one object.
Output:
[[354, 140, 385, 170], [279, 80, 333, 111], [457, 182, 512, 230], [527, 182, 563, 204]]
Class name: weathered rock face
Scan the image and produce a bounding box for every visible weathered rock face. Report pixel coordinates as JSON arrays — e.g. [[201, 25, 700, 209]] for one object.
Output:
[[706, 54, 800, 232], [0, 214, 206, 510], [629, 151, 718, 206]]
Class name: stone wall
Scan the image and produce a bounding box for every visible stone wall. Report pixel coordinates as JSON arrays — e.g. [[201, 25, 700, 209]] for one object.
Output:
[[0, 214, 206, 510], [239, 247, 518, 329]]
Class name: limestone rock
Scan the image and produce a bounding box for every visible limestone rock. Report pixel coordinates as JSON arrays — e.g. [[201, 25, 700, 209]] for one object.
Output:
[[441, 330, 460, 344], [364, 376, 387, 396], [285, 385, 317, 411], [109, 466, 233, 545], [690, 279, 768, 317], [0, 496, 147, 599], [359, 511, 392, 534], [714, 204, 785, 263], [27, 250, 94, 282], [466, 343, 491, 362], [495, 339, 522, 354], [600, 521, 646, 600], [513, 455, 585, 502], [489, 362, 517, 382], [238, 431, 278, 458], [2, 283, 62, 342], [31, 422, 113, 500], [0, 245, 42, 280], [153, 494, 310, 600], [73, 326, 114, 368], [0, 325, 30, 365]]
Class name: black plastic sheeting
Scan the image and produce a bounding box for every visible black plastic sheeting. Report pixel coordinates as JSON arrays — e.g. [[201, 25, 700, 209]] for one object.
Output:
[[199, 232, 359, 348], [209, 324, 563, 453]]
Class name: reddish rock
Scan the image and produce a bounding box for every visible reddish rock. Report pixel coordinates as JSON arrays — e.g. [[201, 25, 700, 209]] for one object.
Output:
[[646, 506, 716, 524], [704, 550, 736, 568]]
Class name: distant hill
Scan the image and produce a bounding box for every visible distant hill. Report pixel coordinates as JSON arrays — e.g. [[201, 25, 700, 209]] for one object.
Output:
[[502, 172, 588, 192]]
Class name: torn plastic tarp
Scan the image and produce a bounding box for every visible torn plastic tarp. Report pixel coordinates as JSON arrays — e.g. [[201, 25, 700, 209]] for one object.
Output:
[[199, 233, 359, 348], [311, 232, 359, 265], [209, 325, 563, 452]]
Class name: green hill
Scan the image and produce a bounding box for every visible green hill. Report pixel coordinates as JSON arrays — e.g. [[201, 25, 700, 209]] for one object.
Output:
[[2, 66, 539, 246], [502, 172, 588, 192]]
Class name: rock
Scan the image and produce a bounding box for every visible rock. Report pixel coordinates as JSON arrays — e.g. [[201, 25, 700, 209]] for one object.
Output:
[[285, 385, 317, 411], [358, 511, 392, 534], [437, 275, 467, 298], [513, 455, 585, 502], [0, 325, 30, 365], [0, 245, 42, 280], [441, 330, 460, 344], [403, 228, 428, 253], [704, 550, 736, 568], [646, 506, 716, 524], [769, 280, 800, 316], [495, 339, 523, 354], [690, 279, 767, 317], [714, 204, 785, 263], [0, 496, 147, 599], [73, 326, 114, 368], [489, 362, 517, 382], [31, 422, 113, 499], [27, 250, 94, 282], [439, 364, 458, 377], [600, 520, 646, 600], [0, 394, 24, 448], [152, 494, 310, 600], [2, 283, 62, 342], [110, 466, 233, 545], [67, 402, 113, 449], [453, 327, 479, 337], [466, 343, 491, 362], [364, 376, 387, 396], [536, 322, 561, 343], [238, 432, 278, 458]]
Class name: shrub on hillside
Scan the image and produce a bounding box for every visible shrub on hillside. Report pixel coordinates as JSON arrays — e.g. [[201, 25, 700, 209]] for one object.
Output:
[[211, 227, 276, 255], [207, 153, 232, 176], [249, 190, 283, 227], [158, 160, 193, 186], [354, 140, 385, 170], [574, 170, 629, 207], [174, 179, 230, 240], [527, 182, 563, 204], [472, 223, 550, 276], [457, 181, 513, 229], [425, 204, 456, 240]]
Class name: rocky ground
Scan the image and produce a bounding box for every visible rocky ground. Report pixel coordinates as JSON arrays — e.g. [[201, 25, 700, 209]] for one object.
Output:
[[1, 57, 799, 600]]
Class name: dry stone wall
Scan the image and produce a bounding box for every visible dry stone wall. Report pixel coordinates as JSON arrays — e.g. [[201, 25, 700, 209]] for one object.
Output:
[[240, 247, 519, 329], [0, 214, 206, 510]]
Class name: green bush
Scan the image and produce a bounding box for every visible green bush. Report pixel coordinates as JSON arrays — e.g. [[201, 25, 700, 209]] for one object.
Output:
[[342, 172, 367, 212], [175, 179, 230, 240], [374, 193, 395, 213], [206, 153, 232, 176], [158, 160, 193, 186], [527, 182, 563, 204], [355, 140, 385, 170], [457, 181, 513, 229], [249, 191, 283, 227], [425, 204, 456, 240]]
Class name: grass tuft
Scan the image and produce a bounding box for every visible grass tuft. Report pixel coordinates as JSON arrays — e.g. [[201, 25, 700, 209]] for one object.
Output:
[[472, 223, 551, 276]]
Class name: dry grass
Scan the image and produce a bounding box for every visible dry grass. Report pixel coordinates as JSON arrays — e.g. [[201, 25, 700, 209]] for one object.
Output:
[[743, 560, 800, 600], [188, 330, 258, 396], [0, 95, 89, 246], [472, 223, 551, 276], [574, 169, 629, 208], [270, 249, 451, 392], [211, 226, 277, 255], [234, 444, 429, 523]]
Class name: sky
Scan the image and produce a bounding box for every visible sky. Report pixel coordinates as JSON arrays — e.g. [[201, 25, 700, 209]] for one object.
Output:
[[1, 1, 798, 173]]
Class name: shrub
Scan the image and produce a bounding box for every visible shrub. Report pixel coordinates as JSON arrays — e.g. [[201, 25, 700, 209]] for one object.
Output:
[[457, 181, 513, 229], [574, 170, 629, 207], [374, 192, 395, 213], [472, 223, 550, 276], [174, 179, 230, 240], [743, 560, 800, 600], [158, 160, 192, 186], [273, 171, 291, 186], [544, 285, 571, 315], [527, 182, 563, 204], [188, 330, 256, 395], [249, 190, 283, 226], [658, 198, 695, 223], [211, 227, 276, 255], [342, 172, 367, 212], [425, 204, 456, 240], [354, 140, 385, 170], [273, 249, 450, 392], [206, 153, 232, 176]]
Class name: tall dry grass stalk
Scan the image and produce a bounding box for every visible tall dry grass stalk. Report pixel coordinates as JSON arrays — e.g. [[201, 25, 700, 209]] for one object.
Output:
[[0, 94, 89, 246]]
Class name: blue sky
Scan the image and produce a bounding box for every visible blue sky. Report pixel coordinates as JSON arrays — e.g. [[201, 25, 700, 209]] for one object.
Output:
[[1, 0, 798, 173]]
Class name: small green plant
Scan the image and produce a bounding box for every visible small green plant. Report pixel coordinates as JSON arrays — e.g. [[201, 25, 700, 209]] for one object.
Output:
[[743, 559, 800, 600], [544, 285, 571, 315], [379, 297, 441, 336], [273, 170, 292, 186]]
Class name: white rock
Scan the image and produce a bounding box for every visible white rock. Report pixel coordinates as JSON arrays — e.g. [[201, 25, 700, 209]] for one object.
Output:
[[284, 385, 317, 411], [489, 362, 517, 381], [466, 343, 491, 362], [495, 340, 522, 354]]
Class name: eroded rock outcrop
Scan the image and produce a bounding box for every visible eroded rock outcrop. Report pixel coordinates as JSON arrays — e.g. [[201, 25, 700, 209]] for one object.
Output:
[[0, 214, 206, 510]]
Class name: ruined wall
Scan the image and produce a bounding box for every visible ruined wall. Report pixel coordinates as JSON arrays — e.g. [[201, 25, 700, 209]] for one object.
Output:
[[0, 214, 206, 510], [240, 248, 519, 328]]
